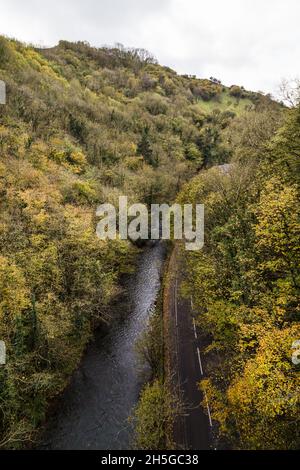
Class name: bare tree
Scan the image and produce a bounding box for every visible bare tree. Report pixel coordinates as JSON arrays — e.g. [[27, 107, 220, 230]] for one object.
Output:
[[278, 78, 300, 107]]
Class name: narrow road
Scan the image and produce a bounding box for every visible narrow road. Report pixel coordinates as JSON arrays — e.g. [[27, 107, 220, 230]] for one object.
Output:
[[166, 246, 213, 450]]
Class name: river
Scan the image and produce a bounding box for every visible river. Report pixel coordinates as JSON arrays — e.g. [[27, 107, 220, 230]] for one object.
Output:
[[39, 243, 166, 450]]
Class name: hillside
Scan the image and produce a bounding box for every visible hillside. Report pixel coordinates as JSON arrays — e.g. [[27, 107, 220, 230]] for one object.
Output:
[[133, 94, 300, 450], [176, 102, 300, 449], [0, 35, 285, 448]]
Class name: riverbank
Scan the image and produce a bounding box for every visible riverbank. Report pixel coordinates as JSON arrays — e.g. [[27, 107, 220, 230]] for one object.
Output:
[[133, 242, 177, 450], [134, 241, 213, 450], [38, 243, 167, 450]]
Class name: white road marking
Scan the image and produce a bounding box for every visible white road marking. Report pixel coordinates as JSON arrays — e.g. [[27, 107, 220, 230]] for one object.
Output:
[[177, 282, 213, 433], [193, 318, 198, 339], [197, 347, 203, 376], [204, 390, 213, 428]]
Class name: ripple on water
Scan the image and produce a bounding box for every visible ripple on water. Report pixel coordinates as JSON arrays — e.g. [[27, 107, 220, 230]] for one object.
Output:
[[40, 243, 166, 450]]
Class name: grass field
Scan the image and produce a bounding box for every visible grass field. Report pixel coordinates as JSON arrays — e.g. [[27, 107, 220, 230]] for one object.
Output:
[[197, 89, 254, 115]]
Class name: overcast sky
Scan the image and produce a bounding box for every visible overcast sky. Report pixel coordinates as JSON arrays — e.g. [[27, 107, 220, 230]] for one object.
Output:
[[0, 0, 299, 95]]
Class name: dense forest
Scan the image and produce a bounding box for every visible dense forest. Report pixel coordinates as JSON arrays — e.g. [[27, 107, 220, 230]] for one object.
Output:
[[0, 35, 297, 449], [179, 95, 300, 449]]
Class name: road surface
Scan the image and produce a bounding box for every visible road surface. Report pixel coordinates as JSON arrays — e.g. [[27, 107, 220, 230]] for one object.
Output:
[[165, 246, 213, 450]]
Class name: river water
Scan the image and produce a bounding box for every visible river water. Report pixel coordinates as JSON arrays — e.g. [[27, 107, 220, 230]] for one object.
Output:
[[39, 243, 166, 450]]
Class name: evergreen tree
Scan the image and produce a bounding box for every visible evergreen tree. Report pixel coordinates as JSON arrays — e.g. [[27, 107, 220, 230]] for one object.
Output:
[[137, 126, 154, 165]]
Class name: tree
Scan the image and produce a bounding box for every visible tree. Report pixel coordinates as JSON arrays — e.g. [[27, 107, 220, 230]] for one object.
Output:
[[278, 78, 300, 107], [136, 126, 155, 165], [226, 327, 300, 449], [255, 177, 300, 290]]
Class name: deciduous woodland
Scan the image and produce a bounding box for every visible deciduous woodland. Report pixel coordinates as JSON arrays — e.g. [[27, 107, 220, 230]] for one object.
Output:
[[177, 103, 300, 449], [0, 36, 299, 449]]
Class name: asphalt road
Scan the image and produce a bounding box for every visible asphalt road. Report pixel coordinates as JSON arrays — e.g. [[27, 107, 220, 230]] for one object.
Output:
[[169, 254, 213, 450]]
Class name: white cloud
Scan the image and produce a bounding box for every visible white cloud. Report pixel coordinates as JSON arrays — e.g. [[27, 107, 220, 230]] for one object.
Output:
[[0, 0, 299, 94]]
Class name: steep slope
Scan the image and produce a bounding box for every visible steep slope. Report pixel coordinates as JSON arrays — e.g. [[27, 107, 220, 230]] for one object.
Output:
[[177, 103, 300, 449], [0, 35, 279, 448]]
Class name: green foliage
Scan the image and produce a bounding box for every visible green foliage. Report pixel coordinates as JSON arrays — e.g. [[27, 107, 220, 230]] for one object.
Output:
[[136, 300, 164, 379], [136, 126, 155, 166], [0, 37, 13, 68], [134, 380, 171, 450], [0, 34, 279, 448], [184, 142, 203, 164], [134, 262, 178, 450], [141, 93, 168, 116], [229, 85, 247, 99], [179, 103, 300, 449], [189, 78, 222, 101], [268, 105, 300, 183]]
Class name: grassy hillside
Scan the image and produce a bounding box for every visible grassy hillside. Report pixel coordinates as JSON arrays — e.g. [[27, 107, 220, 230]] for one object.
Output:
[[197, 89, 254, 115], [0, 35, 280, 448]]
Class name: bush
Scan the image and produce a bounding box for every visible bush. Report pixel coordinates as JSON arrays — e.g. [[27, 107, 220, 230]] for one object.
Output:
[[184, 143, 203, 164], [142, 93, 168, 116], [134, 380, 175, 450], [229, 85, 247, 99]]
